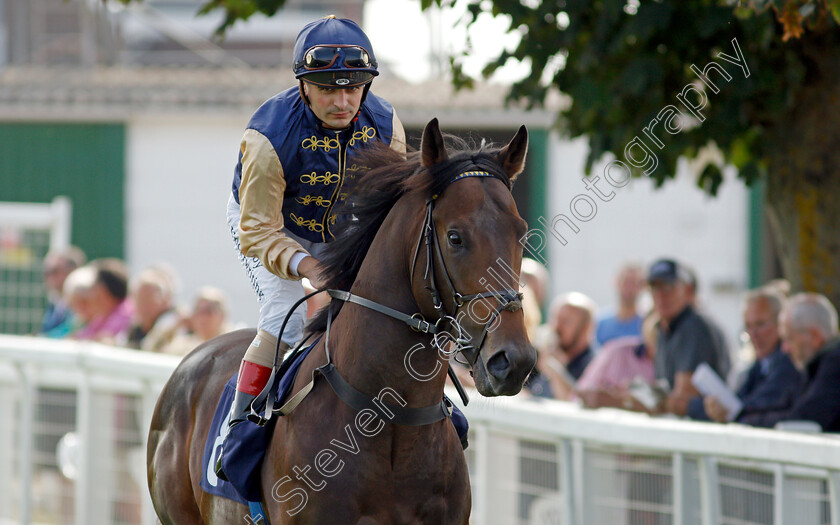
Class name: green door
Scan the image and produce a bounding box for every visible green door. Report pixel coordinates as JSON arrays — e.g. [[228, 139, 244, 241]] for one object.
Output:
[[0, 122, 125, 334]]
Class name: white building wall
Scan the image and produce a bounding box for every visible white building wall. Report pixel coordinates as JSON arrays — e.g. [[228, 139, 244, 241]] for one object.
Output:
[[126, 115, 260, 327], [543, 134, 749, 356]]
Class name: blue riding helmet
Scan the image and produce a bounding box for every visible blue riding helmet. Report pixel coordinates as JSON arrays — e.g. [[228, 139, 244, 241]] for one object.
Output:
[[293, 16, 379, 88]]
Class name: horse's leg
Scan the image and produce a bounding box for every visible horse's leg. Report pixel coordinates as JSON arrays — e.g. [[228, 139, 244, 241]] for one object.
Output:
[[147, 398, 204, 523]]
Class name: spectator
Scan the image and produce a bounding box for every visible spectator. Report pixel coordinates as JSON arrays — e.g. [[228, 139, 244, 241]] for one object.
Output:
[[647, 258, 729, 416], [126, 268, 181, 352], [528, 292, 597, 399], [40, 246, 86, 337], [689, 287, 801, 422], [682, 264, 730, 377], [576, 312, 658, 408], [520, 257, 550, 311], [520, 282, 543, 344], [738, 293, 840, 431], [165, 286, 233, 356], [62, 265, 97, 337], [595, 262, 645, 347], [73, 258, 132, 344]]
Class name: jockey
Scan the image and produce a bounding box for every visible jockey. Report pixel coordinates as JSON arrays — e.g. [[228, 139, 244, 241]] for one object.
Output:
[[224, 16, 406, 435]]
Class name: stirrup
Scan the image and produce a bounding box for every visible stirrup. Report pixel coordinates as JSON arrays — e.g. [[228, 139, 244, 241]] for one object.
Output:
[[213, 414, 249, 482], [246, 412, 270, 427], [215, 451, 229, 481]]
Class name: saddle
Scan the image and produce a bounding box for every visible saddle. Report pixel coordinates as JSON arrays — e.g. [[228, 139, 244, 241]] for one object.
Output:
[[200, 336, 469, 506], [200, 338, 318, 504]]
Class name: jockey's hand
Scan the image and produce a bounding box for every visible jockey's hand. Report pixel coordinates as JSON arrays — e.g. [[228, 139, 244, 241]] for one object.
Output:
[[297, 256, 328, 290]]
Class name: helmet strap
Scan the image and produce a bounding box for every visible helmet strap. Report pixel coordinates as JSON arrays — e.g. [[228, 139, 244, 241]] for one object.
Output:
[[298, 80, 311, 106], [360, 81, 372, 105]]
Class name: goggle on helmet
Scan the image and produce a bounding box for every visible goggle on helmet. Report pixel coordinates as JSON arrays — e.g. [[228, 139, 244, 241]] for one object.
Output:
[[293, 16, 379, 88]]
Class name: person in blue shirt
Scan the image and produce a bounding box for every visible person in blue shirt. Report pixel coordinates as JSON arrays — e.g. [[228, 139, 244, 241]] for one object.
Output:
[[595, 262, 644, 347], [40, 246, 86, 338]]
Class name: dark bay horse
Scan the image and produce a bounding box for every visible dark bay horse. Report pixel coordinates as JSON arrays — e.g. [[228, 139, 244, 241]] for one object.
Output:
[[147, 119, 536, 524]]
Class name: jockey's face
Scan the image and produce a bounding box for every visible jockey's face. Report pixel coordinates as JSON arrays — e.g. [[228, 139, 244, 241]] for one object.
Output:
[[303, 82, 364, 129]]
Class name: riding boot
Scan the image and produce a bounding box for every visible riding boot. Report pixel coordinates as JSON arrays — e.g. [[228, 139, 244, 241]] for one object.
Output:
[[216, 329, 285, 481]]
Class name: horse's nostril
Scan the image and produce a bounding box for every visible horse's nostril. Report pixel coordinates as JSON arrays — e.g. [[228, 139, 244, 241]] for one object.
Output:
[[486, 351, 511, 380]]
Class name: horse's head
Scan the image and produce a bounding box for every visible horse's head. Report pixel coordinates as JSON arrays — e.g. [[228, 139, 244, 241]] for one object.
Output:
[[413, 118, 537, 396]]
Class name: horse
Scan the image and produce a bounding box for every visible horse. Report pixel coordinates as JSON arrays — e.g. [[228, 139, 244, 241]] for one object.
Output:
[[147, 118, 537, 524]]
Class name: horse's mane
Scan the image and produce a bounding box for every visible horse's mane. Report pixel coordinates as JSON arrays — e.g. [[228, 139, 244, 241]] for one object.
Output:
[[306, 134, 512, 335]]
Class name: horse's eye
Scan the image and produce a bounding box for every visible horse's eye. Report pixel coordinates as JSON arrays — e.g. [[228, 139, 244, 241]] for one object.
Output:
[[447, 231, 462, 246]]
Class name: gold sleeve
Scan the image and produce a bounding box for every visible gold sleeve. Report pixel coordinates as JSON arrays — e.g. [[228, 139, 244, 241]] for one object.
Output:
[[390, 111, 407, 158], [237, 128, 309, 280]]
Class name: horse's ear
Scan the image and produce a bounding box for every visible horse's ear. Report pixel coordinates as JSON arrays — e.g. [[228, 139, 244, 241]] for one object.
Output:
[[498, 125, 528, 181], [420, 118, 448, 167]]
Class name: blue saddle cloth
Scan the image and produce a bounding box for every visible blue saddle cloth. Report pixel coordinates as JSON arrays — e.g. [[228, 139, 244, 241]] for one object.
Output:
[[200, 340, 316, 504], [199, 339, 469, 505]]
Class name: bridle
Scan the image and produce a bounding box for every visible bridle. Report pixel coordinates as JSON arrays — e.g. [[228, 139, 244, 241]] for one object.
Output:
[[408, 170, 523, 361], [331, 169, 523, 358], [251, 167, 524, 427]]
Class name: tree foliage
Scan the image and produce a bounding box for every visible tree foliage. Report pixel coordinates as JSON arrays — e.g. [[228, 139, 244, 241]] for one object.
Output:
[[109, 0, 840, 297], [111, 0, 288, 35], [426, 0, 840, 195]]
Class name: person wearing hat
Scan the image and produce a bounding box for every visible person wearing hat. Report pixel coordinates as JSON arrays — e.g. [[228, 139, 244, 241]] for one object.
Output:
[[647, 258, 729, 416], [224, 16, 406, 433]]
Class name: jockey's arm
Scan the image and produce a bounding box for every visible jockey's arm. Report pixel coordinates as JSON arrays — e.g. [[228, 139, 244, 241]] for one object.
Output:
[[237, 128, 309, 280], [390, 111, 407, 158]]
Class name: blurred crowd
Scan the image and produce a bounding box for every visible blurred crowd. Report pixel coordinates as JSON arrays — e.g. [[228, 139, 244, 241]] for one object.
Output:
[[39, 246, 234, 356], [454, 257, 840, 434], [37, 247, 840, 434]]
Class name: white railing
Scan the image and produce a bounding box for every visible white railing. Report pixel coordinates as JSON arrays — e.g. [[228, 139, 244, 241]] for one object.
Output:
[[1, 334, 839, 525], [0, 198, 72, 252]]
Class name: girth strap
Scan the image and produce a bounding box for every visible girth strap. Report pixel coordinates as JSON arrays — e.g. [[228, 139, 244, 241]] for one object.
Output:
[[271, 375, 317, 417], [318, 362, 453, 426]]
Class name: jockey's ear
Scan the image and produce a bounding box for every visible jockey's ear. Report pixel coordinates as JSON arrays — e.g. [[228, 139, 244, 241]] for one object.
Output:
[[498, 125, 528, 181], [420, 118, 448, 167]]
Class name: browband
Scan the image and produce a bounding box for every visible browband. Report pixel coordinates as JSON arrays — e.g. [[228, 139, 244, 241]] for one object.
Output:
[[432, 170, 507, 200]]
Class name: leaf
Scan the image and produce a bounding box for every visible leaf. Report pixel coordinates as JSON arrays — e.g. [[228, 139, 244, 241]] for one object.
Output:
[[697, 163, 723, 196], [778, 4, 805, 40], [830, 0, 840, 24], [739, 161, 762, 186]]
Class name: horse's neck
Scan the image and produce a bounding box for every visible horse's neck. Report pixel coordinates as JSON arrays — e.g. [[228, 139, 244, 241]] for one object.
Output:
[[329, 198, 448, 407]]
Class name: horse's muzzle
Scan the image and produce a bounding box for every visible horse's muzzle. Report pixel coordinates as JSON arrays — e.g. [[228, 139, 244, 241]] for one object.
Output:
[[476, 344, 536, 396]]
